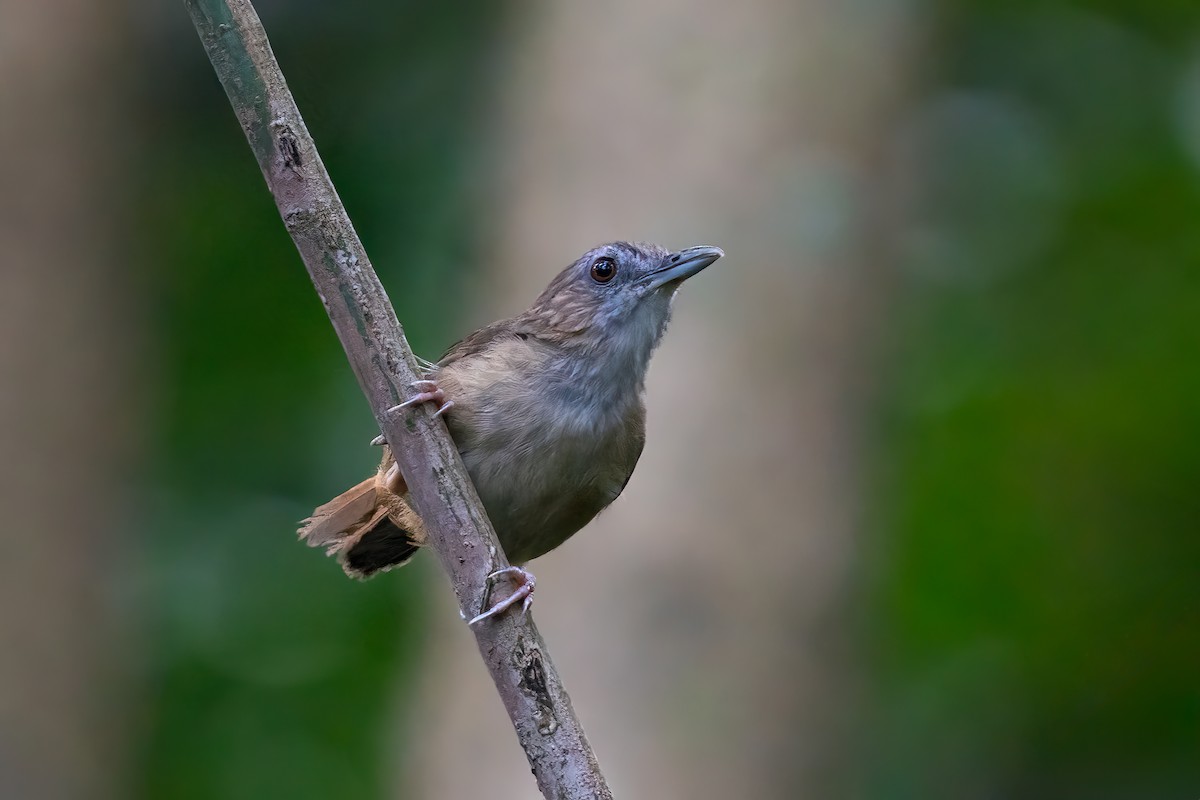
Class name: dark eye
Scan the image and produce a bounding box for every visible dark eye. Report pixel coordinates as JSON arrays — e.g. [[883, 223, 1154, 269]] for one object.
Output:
[[590, 257, 617, 283]]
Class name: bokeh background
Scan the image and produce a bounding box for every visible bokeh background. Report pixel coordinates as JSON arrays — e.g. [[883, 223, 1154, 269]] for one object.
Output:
[[2, 0, 1198, 798]]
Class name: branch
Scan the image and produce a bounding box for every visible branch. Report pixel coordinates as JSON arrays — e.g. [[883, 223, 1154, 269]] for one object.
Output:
[[182, 3, 613, 797]]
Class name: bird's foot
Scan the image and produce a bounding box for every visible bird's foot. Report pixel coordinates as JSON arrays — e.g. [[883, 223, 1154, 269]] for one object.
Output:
[[372, 379, 453, 446], [469, 566, 536, 625], [387, 379, 454, 418]]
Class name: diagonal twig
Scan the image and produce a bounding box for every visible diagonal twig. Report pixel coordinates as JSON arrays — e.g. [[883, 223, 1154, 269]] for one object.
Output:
[[182, 2, 613, 797]]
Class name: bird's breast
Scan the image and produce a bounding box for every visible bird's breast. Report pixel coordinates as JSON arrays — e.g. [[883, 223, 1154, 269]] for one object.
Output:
[[439, 344, 646, 564]]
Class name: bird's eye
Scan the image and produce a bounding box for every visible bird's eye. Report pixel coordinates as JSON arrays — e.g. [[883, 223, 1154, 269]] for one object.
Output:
[[590, 257, 617, 283]]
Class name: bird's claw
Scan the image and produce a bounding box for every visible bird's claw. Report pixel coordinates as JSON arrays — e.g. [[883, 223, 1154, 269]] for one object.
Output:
[[387, 379, 454, 418], [469, 566, 536, 625]]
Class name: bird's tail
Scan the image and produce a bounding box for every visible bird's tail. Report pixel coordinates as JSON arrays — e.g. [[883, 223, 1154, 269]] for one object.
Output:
[[298, 472, 426, 579]]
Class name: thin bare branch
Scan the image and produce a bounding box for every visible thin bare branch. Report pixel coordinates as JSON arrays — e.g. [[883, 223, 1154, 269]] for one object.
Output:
[[182, 2, 612, 797]]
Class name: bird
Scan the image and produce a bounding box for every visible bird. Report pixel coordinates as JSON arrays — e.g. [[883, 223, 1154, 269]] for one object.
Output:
[[299, 241, 723, 623]]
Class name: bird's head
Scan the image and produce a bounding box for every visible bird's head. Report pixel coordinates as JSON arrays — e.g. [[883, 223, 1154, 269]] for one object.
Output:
[[526, 242, 723, 352]]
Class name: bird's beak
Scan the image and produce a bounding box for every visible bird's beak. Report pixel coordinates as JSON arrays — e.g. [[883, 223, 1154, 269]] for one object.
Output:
[[643, 245, 724, 291]]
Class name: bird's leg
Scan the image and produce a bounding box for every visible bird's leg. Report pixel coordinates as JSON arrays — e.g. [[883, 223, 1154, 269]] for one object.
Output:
[[374, 378, 451, 493], [372, 379, 454, 447], [469, 566, 536, 625], [381, 462, 406, 494], [387, 379, 454, 418], [383, 376, 534, 623]]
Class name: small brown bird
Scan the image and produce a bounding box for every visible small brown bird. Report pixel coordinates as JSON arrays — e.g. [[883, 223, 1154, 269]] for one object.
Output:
[[299, 241, 722, 622]]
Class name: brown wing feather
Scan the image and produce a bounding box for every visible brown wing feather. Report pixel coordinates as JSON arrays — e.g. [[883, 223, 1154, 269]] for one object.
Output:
[[438, 320, 518, 367]]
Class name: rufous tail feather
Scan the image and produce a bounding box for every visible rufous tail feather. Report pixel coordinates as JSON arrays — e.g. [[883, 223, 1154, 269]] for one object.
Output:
[[298, 471, 426, 579]]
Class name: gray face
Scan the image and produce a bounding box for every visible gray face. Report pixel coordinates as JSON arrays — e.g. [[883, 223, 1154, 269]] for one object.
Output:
[[528, 241, 723, 338]]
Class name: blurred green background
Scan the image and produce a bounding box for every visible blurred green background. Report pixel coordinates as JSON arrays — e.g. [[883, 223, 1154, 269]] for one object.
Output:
[[2, 0, 1197, 798]]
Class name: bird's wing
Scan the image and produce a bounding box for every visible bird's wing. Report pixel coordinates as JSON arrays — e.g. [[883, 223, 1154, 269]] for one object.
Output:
[[437, 318, 524, 368]]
